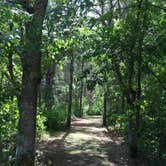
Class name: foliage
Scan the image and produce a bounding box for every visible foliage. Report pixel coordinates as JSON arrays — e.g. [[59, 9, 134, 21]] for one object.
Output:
[[0, 0, 166, 164], [41, 102, 67, 131]]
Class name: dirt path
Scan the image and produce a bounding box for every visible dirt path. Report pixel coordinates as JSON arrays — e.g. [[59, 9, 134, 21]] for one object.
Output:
[[37, 116, 146, 166]]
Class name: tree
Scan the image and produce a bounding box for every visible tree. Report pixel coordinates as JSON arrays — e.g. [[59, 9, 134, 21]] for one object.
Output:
[[0, 0, 166, 164], [66, 49, 74, 128], [15, 0, 48, 165], [79, 59, 84, 118]]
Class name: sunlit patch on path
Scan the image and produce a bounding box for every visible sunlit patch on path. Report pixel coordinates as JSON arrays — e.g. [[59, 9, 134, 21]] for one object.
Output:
[[37, 116, 146, 166]]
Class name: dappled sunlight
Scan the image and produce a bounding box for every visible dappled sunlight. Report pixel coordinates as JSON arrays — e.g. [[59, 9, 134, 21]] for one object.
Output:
[[37, 116, 146, 166], [65, 132, 92, 141]]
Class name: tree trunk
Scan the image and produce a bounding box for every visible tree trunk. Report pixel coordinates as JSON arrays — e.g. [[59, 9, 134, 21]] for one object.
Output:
[[0, 141, 3, 163], [66, 52, 74, 128], [128, 115, 138, 158], [79, 79, 83, 118], [120, 92, 125, 128], [16, 67, 39, 165], [113, 59, 138, 158], [16, 1, 48, 165], [136, 51, 142, 143], [79, 60, 84, 118], [45, 63, 56, 110], [128, 110, 138, 158], [125, 91, 137, 158], [103, 92, 107, 126]]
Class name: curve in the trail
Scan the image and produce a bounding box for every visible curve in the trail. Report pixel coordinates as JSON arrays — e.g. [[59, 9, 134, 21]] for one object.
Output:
[[37, 116, 146, 166]]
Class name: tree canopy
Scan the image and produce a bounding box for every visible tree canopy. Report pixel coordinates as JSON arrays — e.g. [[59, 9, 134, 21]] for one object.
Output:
[[0, 0, 166, 165]]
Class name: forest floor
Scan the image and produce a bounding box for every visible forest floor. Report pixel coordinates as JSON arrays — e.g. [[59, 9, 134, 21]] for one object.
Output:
[[37, 116, 147, 166]]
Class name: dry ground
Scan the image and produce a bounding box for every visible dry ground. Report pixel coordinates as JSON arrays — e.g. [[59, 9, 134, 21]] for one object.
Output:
[[37, 116, 147, 166]]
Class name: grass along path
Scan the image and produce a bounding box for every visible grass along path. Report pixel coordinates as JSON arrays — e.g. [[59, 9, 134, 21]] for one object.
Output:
[[37, 116, 147, 166]]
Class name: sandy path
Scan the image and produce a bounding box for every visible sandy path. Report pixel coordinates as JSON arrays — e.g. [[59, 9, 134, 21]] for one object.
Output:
[[37, 116, 146, 166]]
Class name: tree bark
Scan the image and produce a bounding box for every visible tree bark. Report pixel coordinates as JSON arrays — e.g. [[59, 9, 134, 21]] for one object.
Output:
[[45, 63, 56, 111], [16, 0, 48, 165], [103, 92, 107, 126], [66, 52, 74, 128], [79, 60, 84, 118], [129, 0, 147, 158], [0, 141, 3, 163], [127, 99, 137, 158]]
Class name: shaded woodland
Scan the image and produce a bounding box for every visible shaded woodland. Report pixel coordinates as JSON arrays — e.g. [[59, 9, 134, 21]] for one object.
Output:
[[0, 0, 166, 165]]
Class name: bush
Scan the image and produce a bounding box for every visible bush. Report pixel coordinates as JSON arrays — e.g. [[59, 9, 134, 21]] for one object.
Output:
[[0, 98, 18, 164], [40, 102, 67, 131]]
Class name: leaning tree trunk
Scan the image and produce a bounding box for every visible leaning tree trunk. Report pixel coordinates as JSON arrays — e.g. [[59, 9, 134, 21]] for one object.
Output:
[[66, 52, 74, 128], [16, 1, 48, 165]]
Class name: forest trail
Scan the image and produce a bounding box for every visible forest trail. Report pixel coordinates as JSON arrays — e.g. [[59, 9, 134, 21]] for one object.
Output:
[[37, 116, 145, 166]]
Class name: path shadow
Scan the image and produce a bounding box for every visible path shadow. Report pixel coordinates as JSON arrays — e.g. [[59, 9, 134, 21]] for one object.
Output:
[[37, 116, 148, 166], [104, 127, 149, 166]]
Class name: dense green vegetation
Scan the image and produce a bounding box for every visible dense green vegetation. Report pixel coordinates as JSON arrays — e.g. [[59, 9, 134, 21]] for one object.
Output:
[[0, 0, 166, 165]]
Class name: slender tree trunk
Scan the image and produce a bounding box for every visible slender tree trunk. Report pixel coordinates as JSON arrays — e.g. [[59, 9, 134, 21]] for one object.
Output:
[[7, 49, 14, 81], [136, 50, 142, 145], [128, 62, 138, 158], [45, 63, 56, 110], [66, 52, 74, 128], [127, 100, 138, 158], [0, 141, 3, 163], [79, 60, 84, 118], [16, 1, 48, 165], [120, 92, 125, 128], [79, 79, 83, 118], [127, 60, 138, 158], [128, 0, 145, 158], [103, 92, 107, 126], [135, 0, 148, 142], [113, 59, 138, 157], [121, 92, 125, 111], [111, 0, 146, 160]]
